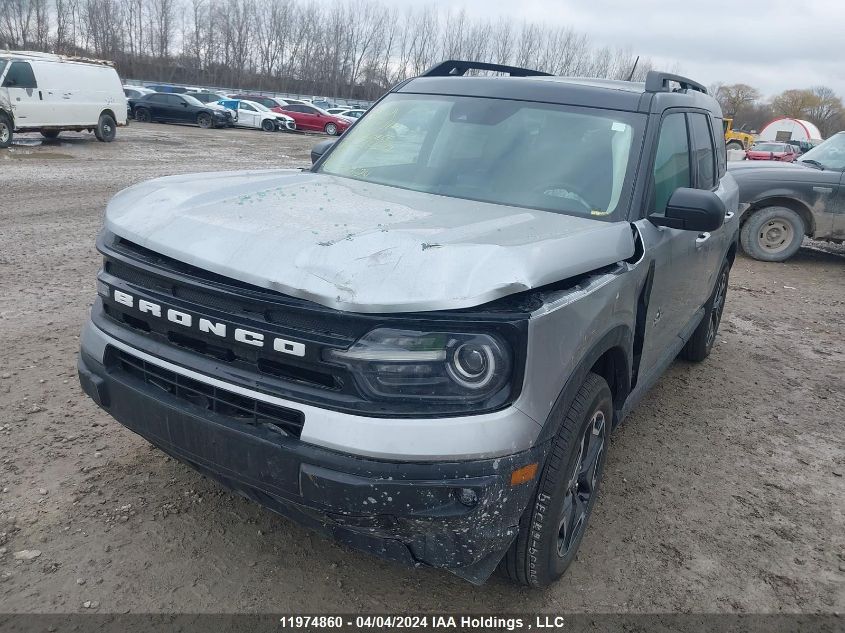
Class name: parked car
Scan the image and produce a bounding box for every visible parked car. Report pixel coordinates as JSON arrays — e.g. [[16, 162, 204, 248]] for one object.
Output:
[[310, 98, 336, 110], [78, 61, 739, 588], [216, 99, 295, 131], [745, 141, 797, 162], [130, 93, 232, 128], [0, 51, 127, 147], [729, 131, 845, 261], [186, 91, 229, 104], [338, 108, 366, 119], [123, 85, 154, 100], [280, 103, 351, 135], [144, 84, 188, 94]]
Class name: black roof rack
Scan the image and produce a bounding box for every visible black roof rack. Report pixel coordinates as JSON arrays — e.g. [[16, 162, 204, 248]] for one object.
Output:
[[421, 60, 552, 78], [644, 70, 708, 95]]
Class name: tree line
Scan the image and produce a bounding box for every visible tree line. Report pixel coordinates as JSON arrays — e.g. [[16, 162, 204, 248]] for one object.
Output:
[[1, 0, 659, 100], [713, 82, 844, 138]]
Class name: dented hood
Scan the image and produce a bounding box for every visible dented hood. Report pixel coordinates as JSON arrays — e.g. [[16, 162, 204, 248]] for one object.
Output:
[[105, 169, 635, 313]]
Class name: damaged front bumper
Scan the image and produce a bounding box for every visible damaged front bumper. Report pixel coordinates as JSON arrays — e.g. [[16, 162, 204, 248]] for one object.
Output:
[[78, 343, 546, 584]]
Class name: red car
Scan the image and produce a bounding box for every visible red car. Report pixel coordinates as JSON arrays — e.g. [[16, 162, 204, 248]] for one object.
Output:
[[280, 103, 351, 136], [228, 94, 308, 113], [745, 142, 798, 162]]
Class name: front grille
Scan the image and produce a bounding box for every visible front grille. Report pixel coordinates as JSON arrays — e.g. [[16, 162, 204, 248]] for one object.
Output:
[[109, 348, 305, 438]]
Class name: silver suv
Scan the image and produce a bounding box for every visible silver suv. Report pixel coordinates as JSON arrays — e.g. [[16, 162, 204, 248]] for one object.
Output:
[[78, 61, 739, 587]]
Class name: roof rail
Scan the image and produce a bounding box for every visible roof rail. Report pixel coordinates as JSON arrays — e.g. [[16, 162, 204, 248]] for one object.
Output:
[[644, 70, 707, 94], [421, 60, 552, 78], [0, 49, 114, 66]]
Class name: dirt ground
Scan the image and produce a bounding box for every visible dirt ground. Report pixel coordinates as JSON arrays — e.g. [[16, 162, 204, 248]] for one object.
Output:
[[0, 123, 843, 615]]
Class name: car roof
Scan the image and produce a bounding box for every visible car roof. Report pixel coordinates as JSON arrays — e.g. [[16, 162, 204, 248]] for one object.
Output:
[[397, 72, 721, 116]]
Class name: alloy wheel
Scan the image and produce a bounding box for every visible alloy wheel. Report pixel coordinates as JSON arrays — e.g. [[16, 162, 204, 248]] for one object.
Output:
[[706, 269, 728, 348], [557, 409, 606, 558]]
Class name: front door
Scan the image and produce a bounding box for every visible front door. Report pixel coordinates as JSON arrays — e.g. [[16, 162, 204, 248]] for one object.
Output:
[[635, 111, 716, 376], [238, 102, 260, 128], [2, 61, 47, 128]]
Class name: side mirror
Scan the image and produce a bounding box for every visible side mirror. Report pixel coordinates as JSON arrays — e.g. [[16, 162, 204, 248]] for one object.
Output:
[[311, 138, 337, 165], [649, 188, 725, 232]]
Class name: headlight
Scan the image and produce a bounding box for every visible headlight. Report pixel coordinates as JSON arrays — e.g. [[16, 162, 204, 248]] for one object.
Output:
[[324, 328, 512, 404]]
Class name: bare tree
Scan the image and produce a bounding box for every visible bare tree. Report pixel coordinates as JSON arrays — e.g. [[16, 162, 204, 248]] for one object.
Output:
[[715, 83, 761, 117]]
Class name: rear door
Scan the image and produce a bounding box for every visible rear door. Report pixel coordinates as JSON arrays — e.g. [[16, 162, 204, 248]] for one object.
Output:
[[2, 61, 47, 127], [687, 111, 731, 300]]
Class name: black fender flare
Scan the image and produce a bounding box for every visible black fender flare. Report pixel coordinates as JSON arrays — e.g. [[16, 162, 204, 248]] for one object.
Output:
[[534, 324, 633, 446]]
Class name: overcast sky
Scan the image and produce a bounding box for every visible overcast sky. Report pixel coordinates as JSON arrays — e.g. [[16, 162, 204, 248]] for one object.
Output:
[[393, 0, 844, 99]]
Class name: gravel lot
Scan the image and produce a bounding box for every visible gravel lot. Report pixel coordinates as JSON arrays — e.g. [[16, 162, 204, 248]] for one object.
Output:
[[0, 123, 843, 614]]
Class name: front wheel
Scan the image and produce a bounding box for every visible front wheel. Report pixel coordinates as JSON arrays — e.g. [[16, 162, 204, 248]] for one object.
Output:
[[261, 119, 276, 132], [500, 373, 611, 587], [740, 206, 804, 262], [324, 122, 338, 136], [197, 112, 212, 129], [0, 113, 14, 148], [94, 113, 116, 142], [726, 141, 744, 152], [680, 261, 730, 362]]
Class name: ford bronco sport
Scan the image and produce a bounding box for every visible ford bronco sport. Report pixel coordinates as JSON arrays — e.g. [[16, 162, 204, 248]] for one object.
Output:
[[78, 61, 739, 587]]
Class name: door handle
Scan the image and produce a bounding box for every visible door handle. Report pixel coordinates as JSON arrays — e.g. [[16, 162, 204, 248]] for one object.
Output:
[[695, 232, 711, 246]]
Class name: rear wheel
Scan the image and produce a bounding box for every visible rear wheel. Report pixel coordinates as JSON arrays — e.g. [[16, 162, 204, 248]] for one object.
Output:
[[680, 260, 730, 362], [740, 206, 804, 262], [0, 113, 14, 148], [500, 373, 611, 587], [261, 119, 276, 132], [94, 113, 116, 142], [134, 108, 151, 123], [41, 129, 61, 139], [197, 112, 212, 129], [726, 141, 744, 151], [324, 122, 338, 136]]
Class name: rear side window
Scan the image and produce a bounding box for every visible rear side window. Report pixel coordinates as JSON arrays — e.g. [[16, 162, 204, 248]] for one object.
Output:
[[689, 113, 716, 189], [2, 61, 37, 89], [714, 117, 727, 176], [652, 113, 691, 214]]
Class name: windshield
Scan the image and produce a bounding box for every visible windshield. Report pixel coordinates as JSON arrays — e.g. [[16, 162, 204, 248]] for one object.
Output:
[[182, 95, 204, 107], [799, 133, 845, 170], [318, 94, 643, 220], [751, 143, 787, 152]]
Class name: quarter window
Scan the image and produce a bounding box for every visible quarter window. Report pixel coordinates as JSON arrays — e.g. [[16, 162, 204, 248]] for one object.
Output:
[[689, 113, 716, 189], [2, 61, 37, 89], [652, 113, 691, 214]]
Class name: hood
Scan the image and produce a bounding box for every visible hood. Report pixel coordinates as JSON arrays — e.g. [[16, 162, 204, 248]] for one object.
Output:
[[728, 160, 822, 182], [272, 112, 294, 122], [105, 170, 635, 313]]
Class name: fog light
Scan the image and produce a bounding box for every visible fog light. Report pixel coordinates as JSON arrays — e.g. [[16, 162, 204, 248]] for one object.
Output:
[[457, 488, 478, 507]]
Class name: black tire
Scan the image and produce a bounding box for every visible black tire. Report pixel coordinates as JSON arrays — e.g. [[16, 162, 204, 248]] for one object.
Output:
[[134, 108, 151, 123], [94, 113, 117, 142], [726, 141, 744, 151], [262, 119, 276, 132], [500, 373, 612, 587], [197, 112, 212, 129], [680, 260, 730, 362], [41, 129, 61, 139], [740, 206, 804, 262], [324, 122, 338, 136], [0, 113, 14, 148]]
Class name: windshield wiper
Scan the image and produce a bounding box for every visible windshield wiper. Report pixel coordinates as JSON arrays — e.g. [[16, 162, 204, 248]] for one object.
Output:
[[800, 159, 824, 170]]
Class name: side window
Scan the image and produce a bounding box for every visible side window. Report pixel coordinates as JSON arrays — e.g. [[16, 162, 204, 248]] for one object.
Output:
[[302, 106, 318, 114], [652, 113, 691, 214], [689, 113, 716, 189], [241, 103, 256, 112], [2, 61, 37, 88], [168, 95, 184, 106], [714, 117, 727, 176], [285, 105, 303, 113]]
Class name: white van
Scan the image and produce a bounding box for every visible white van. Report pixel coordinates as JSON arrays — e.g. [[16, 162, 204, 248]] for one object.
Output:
[[0, 50, 128, 148]]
